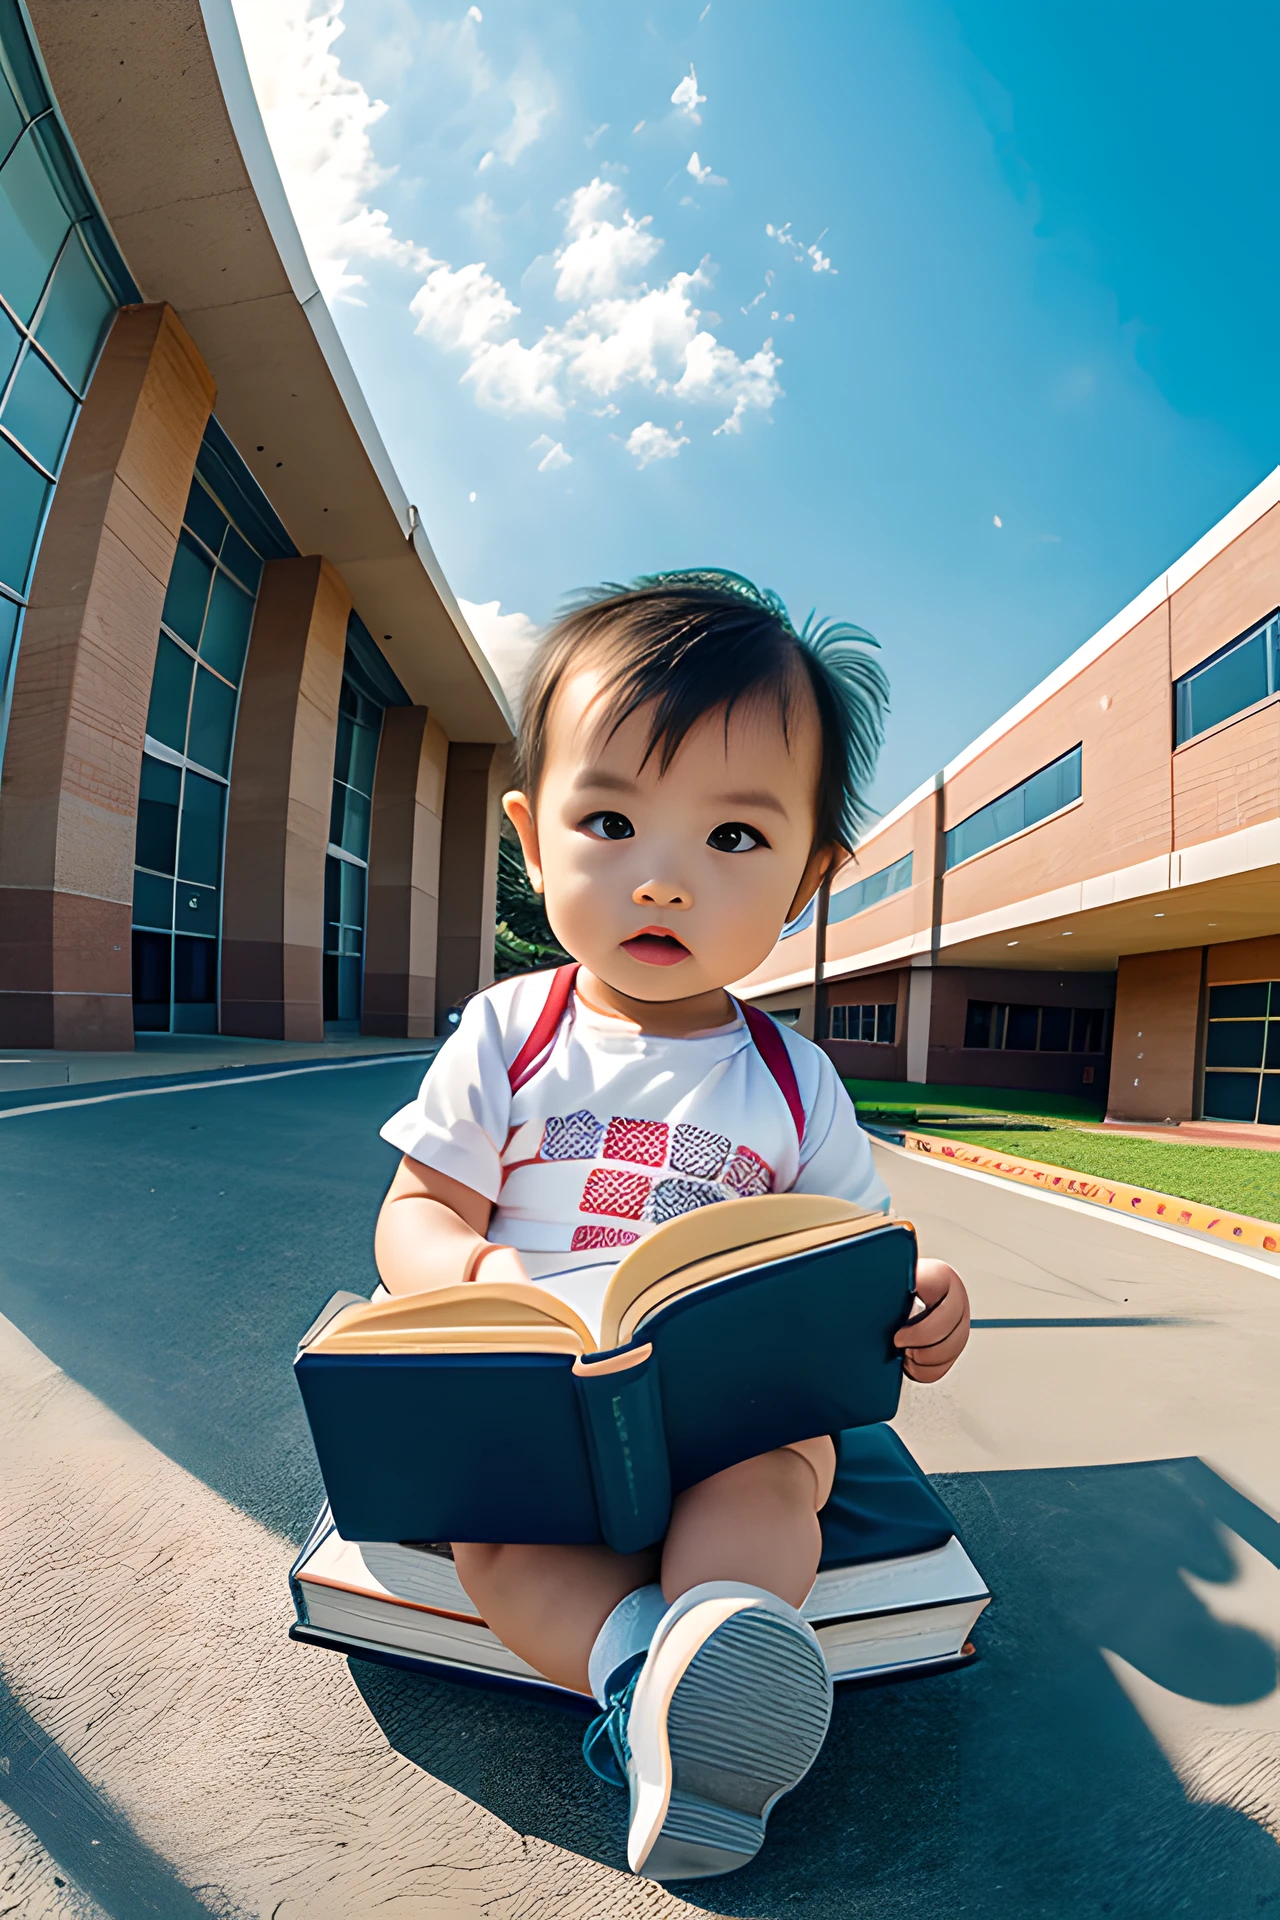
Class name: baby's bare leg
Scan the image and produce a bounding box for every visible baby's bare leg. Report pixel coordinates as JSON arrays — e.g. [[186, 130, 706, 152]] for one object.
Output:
[[660, 1437, 836, 1609], [453, 1539, 660, 1695]]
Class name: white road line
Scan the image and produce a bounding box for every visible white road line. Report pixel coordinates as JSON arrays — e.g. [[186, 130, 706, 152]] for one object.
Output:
[[0, 1052, 435, 1124], [874, 1138, 1280, 1281], [0, 1313, 705, 1919]]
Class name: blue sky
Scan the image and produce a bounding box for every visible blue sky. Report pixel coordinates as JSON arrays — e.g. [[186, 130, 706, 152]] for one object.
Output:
[[235, 0, 1275, 816]]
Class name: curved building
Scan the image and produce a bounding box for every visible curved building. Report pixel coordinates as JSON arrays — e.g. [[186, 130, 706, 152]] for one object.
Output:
[[0, 0, 511, 1051]]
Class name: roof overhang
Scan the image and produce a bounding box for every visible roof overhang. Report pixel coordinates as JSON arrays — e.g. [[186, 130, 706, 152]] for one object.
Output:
[[24, 0, 511, 743]]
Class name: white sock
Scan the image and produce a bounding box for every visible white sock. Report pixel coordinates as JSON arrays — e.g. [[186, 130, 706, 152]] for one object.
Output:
[[587, 1584, 667, 1707]]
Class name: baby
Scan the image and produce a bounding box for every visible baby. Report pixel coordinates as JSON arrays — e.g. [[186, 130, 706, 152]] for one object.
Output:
[[375, 571, 969, 1882]]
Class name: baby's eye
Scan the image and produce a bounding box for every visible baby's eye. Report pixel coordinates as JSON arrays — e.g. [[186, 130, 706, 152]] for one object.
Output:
[[707, 821, 767, 853], [580, 811, 635, 841]]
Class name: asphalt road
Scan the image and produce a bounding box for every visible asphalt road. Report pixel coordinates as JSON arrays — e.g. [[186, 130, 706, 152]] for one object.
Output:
[[0, 1059, 1277, 1918]]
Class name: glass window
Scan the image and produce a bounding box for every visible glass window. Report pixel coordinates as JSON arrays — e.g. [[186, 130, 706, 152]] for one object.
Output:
[[876, 1003, 897, 1044], [219, 525, 262, 595], [1, 344, 77, 471], [176, 770, 224, 886], [0, 305, 21, 392], [1259, 1076, 1280, 1126], [131, 930, 172, 1029], [187, 664, 236, 776], [945, 746, 1082, 869], [145, 635, 194, 754], [161, 533, 213, 649], [135, 754, 181, 874], [1005, 1004, 1040, 1050], [964, 1001, 995, 1049], [33, 230, 113, 393], [1202, 1071, 1261, 1123], [1175, 620, 1277, 745], [182, 480, 227, 559], [825, 852, 913, 930], [1208, 981, 1270, 1019], [1039, 1006, 1072, 1053], [1072, 1008, 1108, 1054], [0, 65, 23, 161], [1205, 1020, 1266, 1069], [329, 780, 371, 861], [174, 881, 218, 938], [132, 867, 173, 931], [0, 128, 71, 323], [198, 570, 254, 684], [173, 933, 217, 1004], [0, 433, 49, 594]]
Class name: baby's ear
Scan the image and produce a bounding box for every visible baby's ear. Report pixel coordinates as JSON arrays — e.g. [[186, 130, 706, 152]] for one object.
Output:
[[502, 791, 545, 894], [785, 844, 845, 924]]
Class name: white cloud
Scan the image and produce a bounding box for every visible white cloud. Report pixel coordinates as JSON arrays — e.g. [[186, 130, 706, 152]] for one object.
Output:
[[459, 598, 541, 705], [467, 4, 482, 19], [531, 433, 572, 471], [554, 178, 660, 304], [465, 333, 567, 415], [671, 66, 706, 123], [627, 420, 690, 466], [766, 220, 838, 274], [585, 122, 609, 148], [230, 0, 420, 303], [686, 151, 726, 188], [409, 183, 782, 434], [409, 257, 517, 353]]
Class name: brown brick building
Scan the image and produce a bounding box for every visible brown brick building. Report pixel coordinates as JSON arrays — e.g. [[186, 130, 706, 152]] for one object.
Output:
[[0, 2, 510, 1051], [736, 477, 1280, 1125]]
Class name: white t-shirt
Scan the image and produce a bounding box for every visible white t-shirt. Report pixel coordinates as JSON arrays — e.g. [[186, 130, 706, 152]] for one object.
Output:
[[380, 973, 890, 1339]]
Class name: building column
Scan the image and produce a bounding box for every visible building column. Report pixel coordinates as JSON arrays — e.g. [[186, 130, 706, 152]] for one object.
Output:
[[362, 707, 447, 1038], [220, 557, 351, 1040], [1108, 947, 1204, 1122], [434, 741, 507, 1024], [0, 304, 215, 1049], [905, 963, 934, 1085]]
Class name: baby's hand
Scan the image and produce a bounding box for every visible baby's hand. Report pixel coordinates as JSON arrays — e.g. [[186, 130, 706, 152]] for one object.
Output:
[[894, 1258, 970, 1383]]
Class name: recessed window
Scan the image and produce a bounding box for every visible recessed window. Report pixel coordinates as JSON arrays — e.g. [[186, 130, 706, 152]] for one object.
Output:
[[781, 852, 912, 939], [1203, 980, 1280, 1124], [1175, 616, 1279, 746], [324, 660, 385, 1026], [132, 467, 263, 1033], [964, 1000, 1110, 1054], [945, 746, 1082, 869], [827, 1002, 897, 1044]]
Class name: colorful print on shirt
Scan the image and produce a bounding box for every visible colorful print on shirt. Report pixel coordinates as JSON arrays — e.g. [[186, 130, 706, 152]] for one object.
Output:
[[508, 1109, 775, 1253]]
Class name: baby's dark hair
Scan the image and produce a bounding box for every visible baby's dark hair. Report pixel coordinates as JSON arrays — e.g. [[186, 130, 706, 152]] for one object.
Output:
[[514, 569, 889, 853]]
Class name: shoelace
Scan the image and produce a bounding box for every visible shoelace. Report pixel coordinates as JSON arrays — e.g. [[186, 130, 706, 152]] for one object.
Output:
[[581, 1659, 643, 1789]]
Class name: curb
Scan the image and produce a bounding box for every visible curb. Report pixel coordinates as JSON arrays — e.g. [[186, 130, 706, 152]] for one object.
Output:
[[898, 1130, 1280, 1255]]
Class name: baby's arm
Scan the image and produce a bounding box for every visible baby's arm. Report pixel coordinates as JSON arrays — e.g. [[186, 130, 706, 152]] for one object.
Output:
[[894, 1259, 970, 1382], [374, 1156, 529, 1296]]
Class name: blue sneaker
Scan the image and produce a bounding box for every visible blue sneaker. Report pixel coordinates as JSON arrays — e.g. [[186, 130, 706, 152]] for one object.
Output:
[[587, 1582, 833, 1882]]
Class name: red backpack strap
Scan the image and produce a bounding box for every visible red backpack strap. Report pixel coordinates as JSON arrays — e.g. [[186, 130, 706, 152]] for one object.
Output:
[[737, 1001, 806, 1148], [508, 964, 580, 1094]]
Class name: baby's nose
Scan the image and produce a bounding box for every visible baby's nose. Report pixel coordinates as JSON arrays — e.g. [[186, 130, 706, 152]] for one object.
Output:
[[632, 877, 690, 910]]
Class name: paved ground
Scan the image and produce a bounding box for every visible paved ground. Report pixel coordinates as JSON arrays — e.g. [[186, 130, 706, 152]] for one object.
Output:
[[0, 1059, 1276, 1918], [0, 1029, 437, 1094]]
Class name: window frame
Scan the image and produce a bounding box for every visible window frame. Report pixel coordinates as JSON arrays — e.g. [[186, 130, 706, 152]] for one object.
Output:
[[1172, 610, 1280, 751], [943, 745, 1083, 873]]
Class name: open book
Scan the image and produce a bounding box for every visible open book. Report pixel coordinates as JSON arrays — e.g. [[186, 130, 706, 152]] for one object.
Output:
[[289, 1425, 989, 1698], [295, 1194, 916, 1553]]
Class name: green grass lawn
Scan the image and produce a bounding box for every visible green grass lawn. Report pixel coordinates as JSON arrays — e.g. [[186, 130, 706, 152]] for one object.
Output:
[[922, 1124, 1280, 1224], [843, 1077, 1106, 1123]]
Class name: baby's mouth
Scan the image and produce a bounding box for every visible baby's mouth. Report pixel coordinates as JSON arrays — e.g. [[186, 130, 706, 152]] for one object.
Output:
[[621, 929, 691, 967]]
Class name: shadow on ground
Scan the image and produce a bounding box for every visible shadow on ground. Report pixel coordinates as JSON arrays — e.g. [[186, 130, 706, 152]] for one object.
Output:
[[3, 1067, 1279, 1917]]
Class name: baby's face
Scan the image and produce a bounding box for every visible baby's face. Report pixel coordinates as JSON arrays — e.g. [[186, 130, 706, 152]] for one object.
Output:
[[505, 664, 830, 1002]]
